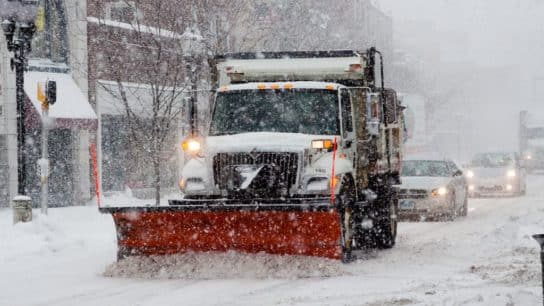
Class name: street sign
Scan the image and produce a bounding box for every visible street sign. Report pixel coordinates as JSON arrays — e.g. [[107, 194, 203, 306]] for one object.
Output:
[[46, 80, 56, 104]]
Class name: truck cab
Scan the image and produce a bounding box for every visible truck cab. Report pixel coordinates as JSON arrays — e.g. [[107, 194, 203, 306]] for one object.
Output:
[[177, 49, 404, 256], [181, 81, 356, 199]]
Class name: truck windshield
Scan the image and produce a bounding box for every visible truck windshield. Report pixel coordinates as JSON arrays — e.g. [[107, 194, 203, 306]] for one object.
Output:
[[209, 89, 339, 136]]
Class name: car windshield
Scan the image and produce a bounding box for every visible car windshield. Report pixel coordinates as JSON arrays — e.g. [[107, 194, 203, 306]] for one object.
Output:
[[209, 89, 339, 136], [470, 153, 515, 168], [527, 144, 544, 157], [402, 160, 450, 177]]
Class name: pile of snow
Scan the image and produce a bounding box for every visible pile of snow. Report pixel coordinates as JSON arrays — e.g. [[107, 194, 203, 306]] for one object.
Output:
[[105, 252, 348, 280]]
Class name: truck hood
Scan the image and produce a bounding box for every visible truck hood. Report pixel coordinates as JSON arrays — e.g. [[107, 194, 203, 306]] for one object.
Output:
[[399, 176, 451, 191], [206, 132, 335, 153]]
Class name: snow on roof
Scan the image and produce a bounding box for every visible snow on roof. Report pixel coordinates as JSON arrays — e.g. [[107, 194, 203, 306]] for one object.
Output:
[[221, 82, 344, 91], [87, 16, 187, 40], [217, 56, 364, 85], [24, 71, 97, 120], [96, 80, 185, 117]]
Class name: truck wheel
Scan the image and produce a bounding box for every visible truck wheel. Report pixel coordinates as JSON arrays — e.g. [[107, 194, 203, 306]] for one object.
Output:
[[339, 177, 356, 263], [375, 188, 397, 249], [117, 246, 130, 261], [341, 208, 353, 263]]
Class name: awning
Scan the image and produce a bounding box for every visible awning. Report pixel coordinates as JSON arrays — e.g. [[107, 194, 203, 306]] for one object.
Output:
[[96, 80, 185, 118], [24, 71, 97, 130]]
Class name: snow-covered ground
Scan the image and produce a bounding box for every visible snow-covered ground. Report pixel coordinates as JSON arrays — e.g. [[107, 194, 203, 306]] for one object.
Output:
[[2, 178, 544, 305]]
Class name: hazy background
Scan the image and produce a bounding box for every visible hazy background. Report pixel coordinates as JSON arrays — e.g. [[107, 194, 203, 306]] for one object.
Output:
[[379, 0, 544, 160]]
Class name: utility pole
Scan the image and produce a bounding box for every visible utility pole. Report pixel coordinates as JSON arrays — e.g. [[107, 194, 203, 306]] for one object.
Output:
[[37, 80, 55, 214]]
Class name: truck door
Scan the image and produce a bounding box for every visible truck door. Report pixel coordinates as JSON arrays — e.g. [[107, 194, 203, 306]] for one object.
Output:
[[340, 89, 356, 171]]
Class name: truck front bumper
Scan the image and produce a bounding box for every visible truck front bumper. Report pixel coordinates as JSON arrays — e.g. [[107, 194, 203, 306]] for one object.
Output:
[[168, 196, 335, 211]]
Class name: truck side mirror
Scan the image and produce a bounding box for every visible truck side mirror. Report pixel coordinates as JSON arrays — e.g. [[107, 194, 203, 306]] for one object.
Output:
[[46, 80, 56, 105]]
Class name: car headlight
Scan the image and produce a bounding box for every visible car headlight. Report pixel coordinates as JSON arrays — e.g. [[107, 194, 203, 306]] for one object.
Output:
[[507, 169, 516, 177], [431, 186, 448, 197], [466, 170, 474, 178]]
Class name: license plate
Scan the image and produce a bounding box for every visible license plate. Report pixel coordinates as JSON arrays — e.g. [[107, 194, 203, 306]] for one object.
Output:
[[400, 199, 415, 210]]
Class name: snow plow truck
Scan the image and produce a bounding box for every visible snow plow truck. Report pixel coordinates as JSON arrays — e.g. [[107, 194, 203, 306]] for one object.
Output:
[[100, 48, 404, 262]]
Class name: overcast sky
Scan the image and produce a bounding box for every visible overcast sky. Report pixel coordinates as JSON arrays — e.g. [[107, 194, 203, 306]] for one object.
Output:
[[377, 0, 544, 157], [379, 0, 544, 67]]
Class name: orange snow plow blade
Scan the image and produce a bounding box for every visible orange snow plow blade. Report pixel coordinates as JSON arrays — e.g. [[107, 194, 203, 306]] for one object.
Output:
[[101, 203, 342, 260]]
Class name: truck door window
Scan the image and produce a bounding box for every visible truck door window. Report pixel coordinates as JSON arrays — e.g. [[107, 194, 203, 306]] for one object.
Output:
[[385, 90, 398, 124], [341, 90, 353, 135]]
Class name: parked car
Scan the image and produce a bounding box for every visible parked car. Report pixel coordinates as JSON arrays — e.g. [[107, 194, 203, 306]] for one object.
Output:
[[465, 152, 527, 197], [398, 156, 468, 221]]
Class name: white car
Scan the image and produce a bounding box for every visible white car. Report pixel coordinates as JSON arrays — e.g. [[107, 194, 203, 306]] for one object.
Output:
[[398, 157, 468, 221], [465, 152, 527, 197]]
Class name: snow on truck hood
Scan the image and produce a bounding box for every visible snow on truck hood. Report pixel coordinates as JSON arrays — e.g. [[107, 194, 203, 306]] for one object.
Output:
[[206, 132, 336, 153], [399, 176, 452, 190]]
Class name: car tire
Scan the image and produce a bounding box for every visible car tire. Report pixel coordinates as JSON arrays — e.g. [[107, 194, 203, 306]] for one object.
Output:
[[338, 177, 356, 263]]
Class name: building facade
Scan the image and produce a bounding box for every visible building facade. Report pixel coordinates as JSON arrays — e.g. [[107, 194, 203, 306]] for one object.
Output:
[[0, 0, 95, 207]]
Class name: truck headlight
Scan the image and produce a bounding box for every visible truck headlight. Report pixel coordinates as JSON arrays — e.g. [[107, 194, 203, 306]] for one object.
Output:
[[466, 170, 474, 178], [305, 175, 340, 192], [305, 177, 328, 192], [311, 139, 335, 151], [180, 178, 205, 192], [181, 138, 201, 155], [507, 169, 516, 177], [431, 186, 448, 197]]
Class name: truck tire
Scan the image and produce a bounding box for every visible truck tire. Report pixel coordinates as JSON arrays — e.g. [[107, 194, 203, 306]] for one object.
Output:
[[117, 246, 130, 261], [374, 186, 398, 249], [338, 176, 356, 263]]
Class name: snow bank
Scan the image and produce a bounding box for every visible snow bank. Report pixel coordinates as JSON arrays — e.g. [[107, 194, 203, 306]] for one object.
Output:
[[105, 252, 348, 280]]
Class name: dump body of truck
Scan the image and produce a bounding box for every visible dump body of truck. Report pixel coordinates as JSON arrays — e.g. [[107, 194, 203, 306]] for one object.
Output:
[[100, 49, 404, 262]]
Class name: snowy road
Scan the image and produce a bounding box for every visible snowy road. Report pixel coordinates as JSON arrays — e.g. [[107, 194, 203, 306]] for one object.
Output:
[[2, 178, 544, 305]]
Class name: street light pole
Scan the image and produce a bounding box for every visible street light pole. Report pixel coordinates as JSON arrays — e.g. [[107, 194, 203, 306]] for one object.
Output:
[[13, 29, 30, 196], [1, 0, 39, 222], [4, 21, 35, 197]]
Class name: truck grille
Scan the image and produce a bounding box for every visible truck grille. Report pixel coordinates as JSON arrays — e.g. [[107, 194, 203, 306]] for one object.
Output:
[[213, 152, 299, 191], [398, 189, 428, 199]]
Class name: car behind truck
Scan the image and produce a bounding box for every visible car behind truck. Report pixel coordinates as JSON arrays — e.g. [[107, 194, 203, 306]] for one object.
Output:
[[100, 48, 404, 262], [520, 110, 544, 173]]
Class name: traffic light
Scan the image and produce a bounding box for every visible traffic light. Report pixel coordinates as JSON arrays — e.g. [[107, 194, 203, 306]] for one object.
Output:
[[46, 80, 56, 105]]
